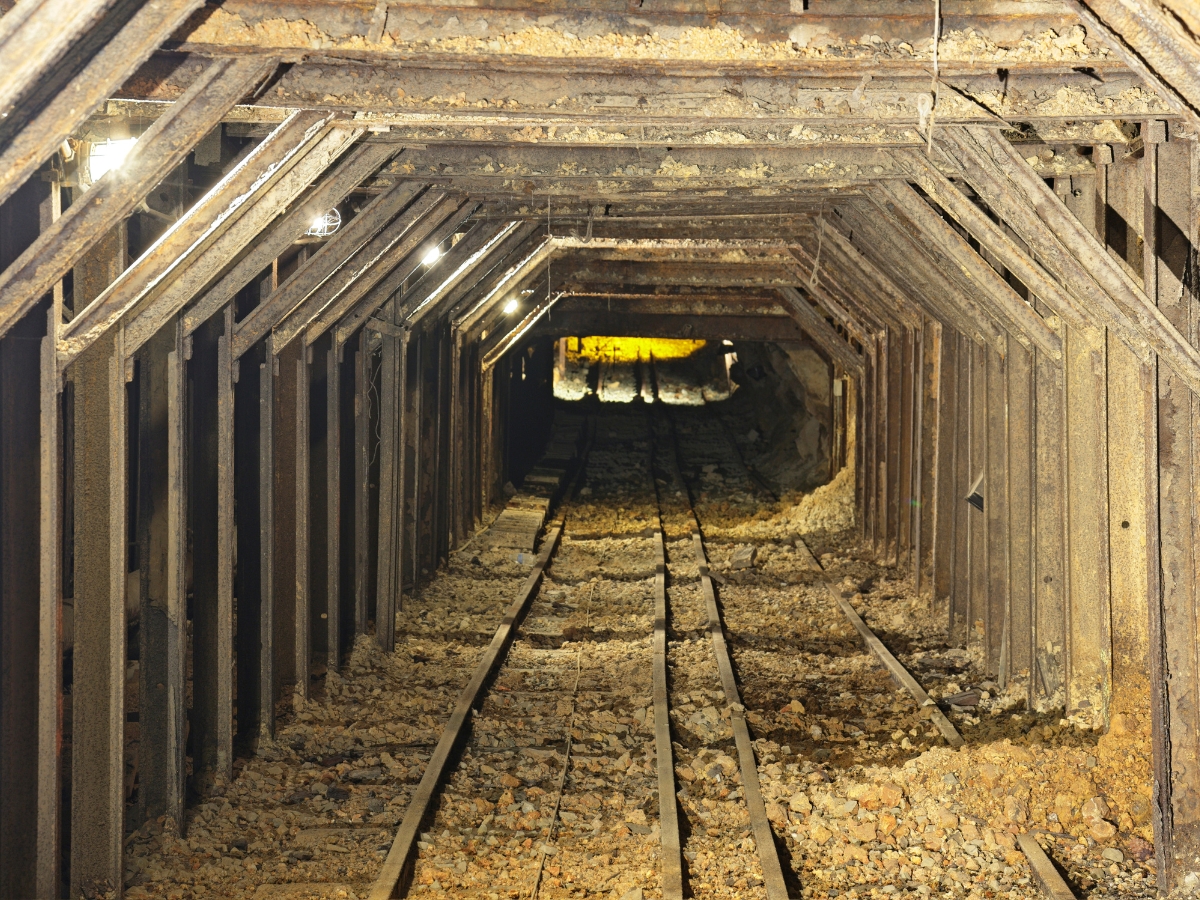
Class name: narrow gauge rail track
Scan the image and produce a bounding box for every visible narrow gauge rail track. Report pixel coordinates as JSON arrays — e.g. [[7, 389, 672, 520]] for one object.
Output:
[[369, 403, 966, 900], [367, 407, 795, 899]]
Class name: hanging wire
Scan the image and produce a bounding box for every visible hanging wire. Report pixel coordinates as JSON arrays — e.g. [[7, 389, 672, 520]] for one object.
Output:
[[926, 0, 942, 154]]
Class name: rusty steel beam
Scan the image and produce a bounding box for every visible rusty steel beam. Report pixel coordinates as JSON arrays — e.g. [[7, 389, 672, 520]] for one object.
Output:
[[0, 0, 207, 211], [481, 291, 565, 368], [819, 221, 924, 329], [0, 57, 275, 341], [180, 140, 400, 337]]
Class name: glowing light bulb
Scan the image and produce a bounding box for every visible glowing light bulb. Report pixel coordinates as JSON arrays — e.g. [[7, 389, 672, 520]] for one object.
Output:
[[421, 246, 442, 266], [88, 138, 138, 181], [503, 298, 519, 315], [306, 208, 341, 237]]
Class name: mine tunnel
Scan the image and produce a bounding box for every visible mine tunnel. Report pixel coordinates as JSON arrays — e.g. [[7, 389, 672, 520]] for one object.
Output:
[[1, 2, 1200, 899]]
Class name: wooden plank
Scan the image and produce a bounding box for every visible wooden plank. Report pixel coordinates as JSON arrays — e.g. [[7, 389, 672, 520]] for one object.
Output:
[[367, 524, 564, 900], [0, 57, 274, 340], [692, 531, 790, 900], [799, 540, 965, 749], [652, 528, 683, 900], [1015, 833, 1078, 900]]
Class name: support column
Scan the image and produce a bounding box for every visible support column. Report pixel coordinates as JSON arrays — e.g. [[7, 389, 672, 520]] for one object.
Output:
[[375, 318, 401, 652], [931, 327, 958, 610], [326, 340, 341, 669], [1149, 126, 1199, 891], [967, 340, 988, 649], [353, 331, 371, 637], [949, 333, 971, 645], [134, 322, 185, 827], [1005, 339, 1034, 688], [985, 348, 1009, 678], [70, 327, 127, 898], [294, 348, 310, 700], [1061, 176, 1112, 725], [1, 175, 57, 899], [190, 307, 234, 782]]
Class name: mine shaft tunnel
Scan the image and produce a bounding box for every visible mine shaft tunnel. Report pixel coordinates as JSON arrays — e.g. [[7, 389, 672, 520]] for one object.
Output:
[[1, 1, 1200, 899]]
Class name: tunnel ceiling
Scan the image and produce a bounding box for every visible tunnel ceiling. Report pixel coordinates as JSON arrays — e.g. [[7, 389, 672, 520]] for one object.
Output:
[[2, 0, 1200, 377]]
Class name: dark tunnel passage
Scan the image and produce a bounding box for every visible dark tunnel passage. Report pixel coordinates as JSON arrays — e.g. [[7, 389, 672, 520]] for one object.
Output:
[[3, 3, 1200, 899]]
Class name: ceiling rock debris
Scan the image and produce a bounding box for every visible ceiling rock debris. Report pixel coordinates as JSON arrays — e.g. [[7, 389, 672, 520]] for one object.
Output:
[[0, 1, 1197, 898]]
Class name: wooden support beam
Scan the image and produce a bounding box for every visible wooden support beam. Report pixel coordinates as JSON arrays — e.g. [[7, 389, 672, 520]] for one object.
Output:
[[784, 243, 868, 339], [950, 332, 972, 645], [0, 57, 274, 340], [840, 200, 1007, 353], [984, 348, 1009, 677], [69, 327, 126, 898], [1005, 338, 1034, 687], [953, 126, 1200, 397], [0, 0, 206, 212], [480, 290, 565, 369], [821, 222, 922, 329], [0, 0, 117, 117], [126, 120, 362, 355], [901, 151, 1095, 332], [273, 186, 440, 350], [353, 331, 372, 637], [294, 349, 311, 699], [776, 286, 864, 376], [332, 197, 476, 347], [300, 190, 460, 346], [325, 342, 342, 668], [1065, 0, 1200, 128], [233, 180, 422, 357], [373, 310, 404, 652], [931, 326, 959, 609], [0, 177, 57, 899], [877, 180, 1062, 360], [180, 141, 398, 337], [404, 221, 524, 329], [59, 111, 337, 368]]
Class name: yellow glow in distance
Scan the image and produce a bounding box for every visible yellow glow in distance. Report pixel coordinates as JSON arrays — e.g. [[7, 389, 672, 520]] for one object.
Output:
[[568, 336, 707, 364]]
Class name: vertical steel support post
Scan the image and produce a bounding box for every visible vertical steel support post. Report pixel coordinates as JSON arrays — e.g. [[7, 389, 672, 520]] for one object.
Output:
[[375, 319, 401, 652], [258, 339, 277, 740], [897, 326, 916, 569], [967, 340, 988, 650]]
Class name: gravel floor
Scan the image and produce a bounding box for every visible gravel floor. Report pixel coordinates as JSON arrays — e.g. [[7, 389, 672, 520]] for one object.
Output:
[[123, 399, 1157, 900]]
